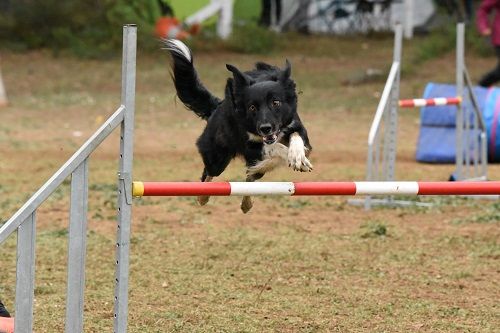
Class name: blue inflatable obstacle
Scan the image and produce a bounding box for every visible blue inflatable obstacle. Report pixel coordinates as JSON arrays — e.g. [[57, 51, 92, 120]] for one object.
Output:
[[416, 83, 500, 163]]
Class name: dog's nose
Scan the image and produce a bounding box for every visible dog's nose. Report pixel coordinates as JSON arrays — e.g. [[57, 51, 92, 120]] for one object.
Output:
[[259, 124, 272, 135]]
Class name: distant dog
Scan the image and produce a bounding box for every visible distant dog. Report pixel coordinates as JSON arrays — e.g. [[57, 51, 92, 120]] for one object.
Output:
[[164, 40, 313, 213]]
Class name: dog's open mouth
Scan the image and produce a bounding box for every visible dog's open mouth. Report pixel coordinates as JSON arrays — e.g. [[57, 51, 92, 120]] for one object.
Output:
[[263, 133, 278, 145]]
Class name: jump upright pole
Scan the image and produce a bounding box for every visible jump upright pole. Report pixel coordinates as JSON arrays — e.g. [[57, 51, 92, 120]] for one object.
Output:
[[114, 24, 136, 333], [132, 181, 500, 197]]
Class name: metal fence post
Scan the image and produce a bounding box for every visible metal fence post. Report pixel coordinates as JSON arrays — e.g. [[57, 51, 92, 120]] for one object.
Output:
[[456, 23, 465, 180], [464, 66, 488, 180], [386, 24, 402, 183], [15, 212, 36, 333], [481, 132, 488, 178], [114, 24, 136, 333], [65, 159, 89, 333]]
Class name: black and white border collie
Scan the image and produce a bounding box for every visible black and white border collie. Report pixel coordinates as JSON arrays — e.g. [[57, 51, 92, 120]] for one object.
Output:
[[164, 40, 313, 213]]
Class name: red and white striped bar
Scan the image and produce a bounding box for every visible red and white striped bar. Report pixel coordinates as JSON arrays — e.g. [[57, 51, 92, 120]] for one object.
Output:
[[398, 97, 461, 108], [132, 181, 500, 197]]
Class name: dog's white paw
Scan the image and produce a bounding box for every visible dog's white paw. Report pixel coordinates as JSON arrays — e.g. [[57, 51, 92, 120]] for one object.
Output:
[[288, 145, 313, 172], [288, 151, 313, 172], [287, 133, 313, 172]]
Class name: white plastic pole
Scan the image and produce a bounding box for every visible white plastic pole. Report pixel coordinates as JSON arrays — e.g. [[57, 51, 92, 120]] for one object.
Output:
[[217, 0, 233, 39], [0, 65, 7, 107]]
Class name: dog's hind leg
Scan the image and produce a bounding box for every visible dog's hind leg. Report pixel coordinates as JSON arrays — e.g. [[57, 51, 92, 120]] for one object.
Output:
[[197, 143, 232, 206], [241, 173, 264, 214], [198, 168, 212, 206]]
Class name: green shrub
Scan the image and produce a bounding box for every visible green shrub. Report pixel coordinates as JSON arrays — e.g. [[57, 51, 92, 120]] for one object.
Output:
[[410, 22, 495, 65], [413, 25, 456, 65], [466, 28, 495, 57], [360, 221, 388, 238], [0, 0, 162, 58], [227, 23, 279, 54]]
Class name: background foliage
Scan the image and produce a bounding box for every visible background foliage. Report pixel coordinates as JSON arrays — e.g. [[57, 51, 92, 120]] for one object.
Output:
[[0, 0, 492, 59], [0, 0, 164, 57], [0, 0, 263, 58]]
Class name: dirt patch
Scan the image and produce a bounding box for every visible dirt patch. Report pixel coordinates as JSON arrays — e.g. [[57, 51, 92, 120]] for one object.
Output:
[[0, 35, 499, 332]]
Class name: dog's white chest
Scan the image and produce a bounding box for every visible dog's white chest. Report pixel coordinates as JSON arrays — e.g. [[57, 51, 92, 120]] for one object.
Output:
[[246, 132, 312, 176], [246, 143, 288, 176]]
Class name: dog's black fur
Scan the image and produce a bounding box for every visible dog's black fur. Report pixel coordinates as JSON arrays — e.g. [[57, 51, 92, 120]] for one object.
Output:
[[164, 40, 312, 212]]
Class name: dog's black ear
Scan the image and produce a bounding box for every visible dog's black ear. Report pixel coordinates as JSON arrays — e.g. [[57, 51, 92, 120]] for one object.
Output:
[[225, 78, 238, 109], [226, 64, 251, 88], [255, 62, 274, 71], [280, 59, 292, 81]]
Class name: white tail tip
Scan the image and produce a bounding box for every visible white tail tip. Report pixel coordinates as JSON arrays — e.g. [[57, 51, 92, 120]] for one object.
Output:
[[162, 39, 192, 63]]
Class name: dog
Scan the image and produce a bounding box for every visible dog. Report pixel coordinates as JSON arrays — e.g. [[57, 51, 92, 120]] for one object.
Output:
[[164, 39, 313, 213]]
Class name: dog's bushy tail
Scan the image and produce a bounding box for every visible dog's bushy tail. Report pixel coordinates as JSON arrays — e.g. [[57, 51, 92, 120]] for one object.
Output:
[[163, 39, 221, 120]]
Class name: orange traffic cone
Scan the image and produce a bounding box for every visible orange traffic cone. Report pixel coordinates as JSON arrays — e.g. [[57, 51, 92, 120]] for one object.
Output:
[[155, 16, 200, 40], [0, 317, 14, 333], [156, 17, 189, 40]]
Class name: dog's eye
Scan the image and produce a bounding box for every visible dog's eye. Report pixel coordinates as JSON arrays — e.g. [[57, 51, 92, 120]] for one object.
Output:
[[248, 105, 257, 112], [272, 100, 281, 108]]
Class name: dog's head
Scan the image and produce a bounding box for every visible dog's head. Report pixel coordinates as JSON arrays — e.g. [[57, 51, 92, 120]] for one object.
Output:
[[226, 61, 297, 145]]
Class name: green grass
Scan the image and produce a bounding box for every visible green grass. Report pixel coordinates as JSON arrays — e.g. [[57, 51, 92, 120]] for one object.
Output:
[[169, 0, 260, 21], [169, 0, 211, 19], [452, 201, 500, 225]]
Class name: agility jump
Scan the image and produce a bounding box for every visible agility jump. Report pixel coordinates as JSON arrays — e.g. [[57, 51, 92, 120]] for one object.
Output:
[[359, 23, 488, 210]]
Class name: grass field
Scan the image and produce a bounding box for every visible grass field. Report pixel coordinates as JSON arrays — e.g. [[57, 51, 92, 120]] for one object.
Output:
[[170, 0, 260, 21], [0, 31, 499, 332]]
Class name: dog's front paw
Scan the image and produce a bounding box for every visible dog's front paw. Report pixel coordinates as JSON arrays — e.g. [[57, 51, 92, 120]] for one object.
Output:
[[288, 148, 313, 172]]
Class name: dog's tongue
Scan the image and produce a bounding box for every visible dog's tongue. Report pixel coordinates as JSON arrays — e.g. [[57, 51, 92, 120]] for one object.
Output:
[[263, 134, 277, 144]]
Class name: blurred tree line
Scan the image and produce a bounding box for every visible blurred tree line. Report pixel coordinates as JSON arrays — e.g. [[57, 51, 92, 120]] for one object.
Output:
[[0, 0, 164, 58]]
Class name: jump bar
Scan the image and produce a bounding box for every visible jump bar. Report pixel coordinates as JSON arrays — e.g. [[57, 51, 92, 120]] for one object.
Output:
[[132, 181, 500, 197], [399, 97, 461, 108]]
